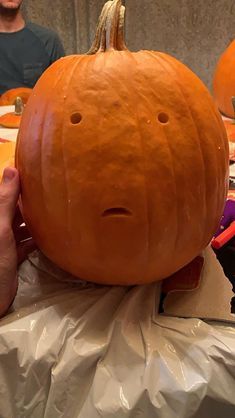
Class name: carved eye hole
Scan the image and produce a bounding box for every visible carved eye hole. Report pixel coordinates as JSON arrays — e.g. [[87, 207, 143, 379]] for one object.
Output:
[[71, 112, 82, 124], [157, 112, 169, 124]]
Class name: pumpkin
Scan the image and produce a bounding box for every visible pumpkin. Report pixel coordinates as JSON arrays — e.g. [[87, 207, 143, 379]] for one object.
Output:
[[16, 0, 228, 285], [213, 41, 235, 118], [224, 119, 235, 161], [0, 97, 23, 128], [224, 119, 235, 143], [222, 97, 235, 141], [221, 97, 235, 160], [0, 87, 32, 106], [0, 142, 16, 180]]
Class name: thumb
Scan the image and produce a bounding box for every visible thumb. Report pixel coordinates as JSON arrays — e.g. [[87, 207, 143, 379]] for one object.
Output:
[[0, 168, 20, 226]]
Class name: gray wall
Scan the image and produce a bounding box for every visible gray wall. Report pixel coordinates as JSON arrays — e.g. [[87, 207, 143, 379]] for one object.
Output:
[[22, 0, 235, 89]]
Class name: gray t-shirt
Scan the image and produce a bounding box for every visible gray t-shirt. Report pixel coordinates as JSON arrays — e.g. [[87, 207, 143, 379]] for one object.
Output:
[[0, 22, 65, 94]]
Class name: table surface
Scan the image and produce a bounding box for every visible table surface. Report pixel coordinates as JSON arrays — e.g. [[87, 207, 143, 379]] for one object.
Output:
[[0, 105, 18, 142]]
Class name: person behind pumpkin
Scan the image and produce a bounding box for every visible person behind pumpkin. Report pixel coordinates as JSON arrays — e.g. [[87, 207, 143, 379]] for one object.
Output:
[[0, 0, 65, 94]]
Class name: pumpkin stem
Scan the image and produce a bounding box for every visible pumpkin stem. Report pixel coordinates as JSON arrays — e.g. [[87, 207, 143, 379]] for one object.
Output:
[[116, 5, 126, 50], [14, 97, 23, 116], [87, 0, 127, 54]]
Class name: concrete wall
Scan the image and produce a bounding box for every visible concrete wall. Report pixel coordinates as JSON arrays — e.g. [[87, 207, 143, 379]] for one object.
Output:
[[22, 0, 235, 89]]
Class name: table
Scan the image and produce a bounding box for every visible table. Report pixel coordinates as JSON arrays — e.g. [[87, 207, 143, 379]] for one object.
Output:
[[0, 105, 18, 143]]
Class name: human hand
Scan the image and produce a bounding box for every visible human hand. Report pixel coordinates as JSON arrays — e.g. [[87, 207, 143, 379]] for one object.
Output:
[[0, 167, 35, 317]]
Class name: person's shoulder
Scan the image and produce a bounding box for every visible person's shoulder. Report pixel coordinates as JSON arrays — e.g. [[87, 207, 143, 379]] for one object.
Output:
[[26, 22, 65, 60], [26, 22, 60, 42]]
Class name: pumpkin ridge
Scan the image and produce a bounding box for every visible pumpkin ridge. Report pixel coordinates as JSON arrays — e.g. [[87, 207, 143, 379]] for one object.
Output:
[[38, 57, 77, 263], [166, 56, 227, 239], [128, 55, 150, 273], [61, 55, 87, 270], [155, 122, 179, 250], [39, 88, 50, 231], [125, 51, 183, 272], [164, 63, 223, 237], [147, 51, 188, 252], [207, 97, 229, 191], [104, 50, 150, 274], [185, 53, 228, 191], [154, 51, 208, 247], [200, 95, 228, 217], [156, 107, 180, 254], [127, 51, 178, 272]]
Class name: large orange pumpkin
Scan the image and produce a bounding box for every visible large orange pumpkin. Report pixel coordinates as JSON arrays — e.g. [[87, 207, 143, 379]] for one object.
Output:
[[16, 0, 228, 285], [213, 41, 235, 118], [0, 87, 32, 106]]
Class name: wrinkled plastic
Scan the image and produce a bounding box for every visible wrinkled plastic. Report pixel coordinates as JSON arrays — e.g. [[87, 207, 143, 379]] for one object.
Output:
[[0, 251, 235, 418]]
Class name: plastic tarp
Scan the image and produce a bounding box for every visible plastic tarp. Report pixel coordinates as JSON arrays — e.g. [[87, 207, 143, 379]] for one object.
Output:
[[0, 250, 235, 418]]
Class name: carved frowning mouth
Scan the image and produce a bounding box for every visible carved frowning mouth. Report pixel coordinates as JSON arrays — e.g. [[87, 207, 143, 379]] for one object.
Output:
[[102, 207, 132, 217]]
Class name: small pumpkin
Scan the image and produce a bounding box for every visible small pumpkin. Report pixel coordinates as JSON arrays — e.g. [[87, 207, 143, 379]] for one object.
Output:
[[221, 97, 235, 160], [223, 97, 235, 140], [0, 87, 32, 106], [213, 41, 235, 118], [0, 142, 16, 180], [0, 97, 23, 128], [16, 0, 228, 285], [224, 119, 235, 143]]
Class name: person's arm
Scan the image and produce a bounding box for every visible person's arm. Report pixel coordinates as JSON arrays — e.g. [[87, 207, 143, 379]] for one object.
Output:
[[0, 168, 35, 318]]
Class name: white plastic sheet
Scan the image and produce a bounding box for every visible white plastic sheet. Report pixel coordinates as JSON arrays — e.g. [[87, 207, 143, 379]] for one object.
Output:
[[0, 250, 235, 418]]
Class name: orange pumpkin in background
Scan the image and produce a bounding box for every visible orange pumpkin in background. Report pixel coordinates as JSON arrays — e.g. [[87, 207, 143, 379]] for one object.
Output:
[[16, 0, 228, 285], [220, 97, 235, 160], [224, 119, 235, 143], [0, 87, 32, 106], [0, 97, 24, 128], [224, 119, 235, 161], [213, 41, 235, 118]]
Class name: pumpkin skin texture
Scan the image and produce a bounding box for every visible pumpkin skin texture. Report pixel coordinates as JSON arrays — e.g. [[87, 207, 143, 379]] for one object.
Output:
[[213, 41, 235, 118], [16, 0, 228, 285], [0, 87, 32, 106]]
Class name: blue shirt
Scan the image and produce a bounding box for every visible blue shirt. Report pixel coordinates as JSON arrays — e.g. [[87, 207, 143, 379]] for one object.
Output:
[[0, 22, 65, 94]]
